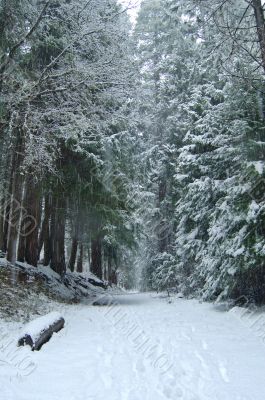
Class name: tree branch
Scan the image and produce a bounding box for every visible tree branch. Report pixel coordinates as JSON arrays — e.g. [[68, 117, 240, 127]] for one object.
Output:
[[0, 0, 51, 80]]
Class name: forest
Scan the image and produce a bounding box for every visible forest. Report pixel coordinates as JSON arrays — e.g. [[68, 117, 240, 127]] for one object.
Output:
[[1, 0, 265, 304], [2, 1, 265, 399]]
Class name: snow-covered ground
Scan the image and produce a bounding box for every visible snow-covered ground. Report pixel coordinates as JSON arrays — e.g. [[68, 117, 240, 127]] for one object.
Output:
[[1, 293, 265, 400]]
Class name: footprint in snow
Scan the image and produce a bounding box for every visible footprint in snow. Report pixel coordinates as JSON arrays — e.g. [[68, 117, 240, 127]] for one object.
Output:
[[135, 358, 146, 375], [201, 340, 208, 350], [161, 374, 184, 399], [218, 361, 230, 383]]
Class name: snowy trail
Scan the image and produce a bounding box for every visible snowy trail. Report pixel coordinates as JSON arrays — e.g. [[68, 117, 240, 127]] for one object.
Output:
[[1, 293, 265, 400]]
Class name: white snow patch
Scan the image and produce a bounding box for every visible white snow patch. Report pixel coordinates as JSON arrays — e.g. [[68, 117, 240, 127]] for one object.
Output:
[[1, 294, 265, 400]]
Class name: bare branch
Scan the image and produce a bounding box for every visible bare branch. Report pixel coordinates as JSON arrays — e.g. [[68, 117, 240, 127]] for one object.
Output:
[[0, 0, 51, 80]]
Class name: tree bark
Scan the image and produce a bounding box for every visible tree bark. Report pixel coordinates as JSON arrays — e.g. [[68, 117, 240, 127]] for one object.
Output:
[[3, 161, 15, 252], [18, 314, 65, 351], [43, 195, 52, 266], [38, 194, 51, 262], [17, 182, 26, 262], [107, 248, 112, 284], [91, 237, 102, 279], [0, 153, 11, 251], [50, 194, 66, 276], [252, 0, 265, 74], [68, 215, 79, 272], [68, 237, 78, 272], [76, 242, 83, 273], [24, 176, 41, 267], [0, 195, 6, 253], [6, 127, 24, 264]]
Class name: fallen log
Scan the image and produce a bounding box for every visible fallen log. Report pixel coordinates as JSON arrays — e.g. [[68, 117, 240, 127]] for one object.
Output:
[[18, 312, 65, 351]]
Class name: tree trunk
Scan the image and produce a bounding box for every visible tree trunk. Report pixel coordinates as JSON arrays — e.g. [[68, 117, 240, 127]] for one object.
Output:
[[68, 216, 79, 272], [17, 233, 26, 262], [91, 237, 102, 279], [17, 182, 26, 262], [38, 194, 51, 262], [76, 242, 83, 273], [3, 163, 14, 252], [252, 1, 265, 153], [0, 194, 6, 253], [6, 127, 24, 264], [157, 178, 169, 253], [252, 0, 265, 74], [68, 237, 78, 272], [24, 176, 40, 267], [107, 249, 112, 284], [50, 194, 66, 276], [18, 314, 65, 351], [111, 268, 117, 286], [38, 197, 45, 260], [0, 154, 11, 251]]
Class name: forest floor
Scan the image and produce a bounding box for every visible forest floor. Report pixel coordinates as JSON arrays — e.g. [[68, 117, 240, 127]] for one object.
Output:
[[1, 292, 265, 400]]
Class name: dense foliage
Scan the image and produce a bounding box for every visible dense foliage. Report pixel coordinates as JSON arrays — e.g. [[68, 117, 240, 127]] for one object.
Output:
[[0, 0, 137, 285], [1, 0, 265, 302], [135, 0, 265, 303]]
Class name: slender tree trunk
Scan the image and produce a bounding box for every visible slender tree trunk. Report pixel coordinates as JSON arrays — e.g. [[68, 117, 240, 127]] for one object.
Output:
[[91, 237, 102, 279], [17, 234, 26, 262], [38, 194, 51, 262], [87, 244, 91, 269], [0, 195, 6, 253], [252, 0, 265, 73], [6, 181, 23, 264], [68, 215, 79, 272], [107, 249, 112, 284], [76, 242, 83, 273], [43, 195, 52, 266], [0, 153, 11, 251], [17, 182, 26, 262], [3, 163, 14, 252], [7, 127, 24, 264], [68, 237, 78, 272], [24, 176, 41, 267], [157, 178, 168, 253], [50, 194, 66, 276], [111, 268, 117, 286]]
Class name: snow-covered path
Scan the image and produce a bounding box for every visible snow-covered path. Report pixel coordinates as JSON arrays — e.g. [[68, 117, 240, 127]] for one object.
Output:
[[2, 293, 265, 400]]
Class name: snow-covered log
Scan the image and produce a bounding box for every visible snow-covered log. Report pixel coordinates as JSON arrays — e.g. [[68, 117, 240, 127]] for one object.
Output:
[[18, 312, 65, 351]]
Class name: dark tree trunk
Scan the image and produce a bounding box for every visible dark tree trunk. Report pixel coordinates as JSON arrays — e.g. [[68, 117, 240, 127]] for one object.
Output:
[[3, 164, 14, 252], [91, 237, 102, 279], [0, 195, 6, 252], [76, 242, 83, 273], [111, 269, 117, 286], [0, 154, 11, 251], [17, 234, 26, 262], [68, 215, 79, 272], [107, 250, 112, 284], [18, 315, 65, 351], [38, 194, 51, 263], [43, 195, 52, 266], [68, 237, 78, 272], [17, 184, 26, 262], [251, 0, 265, 119], [252, 0, 265, 74], [50, 194, 66, 276], [24, 176, 41, 267], [7, 128, 24, 264], [157, 178, 169, 253], [17, 180, 27, 262]]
